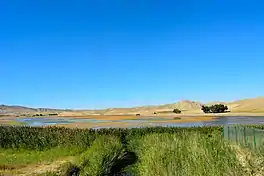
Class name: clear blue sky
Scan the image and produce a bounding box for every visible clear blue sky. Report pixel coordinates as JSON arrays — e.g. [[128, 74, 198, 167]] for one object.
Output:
[[1, 0, 264, 109]]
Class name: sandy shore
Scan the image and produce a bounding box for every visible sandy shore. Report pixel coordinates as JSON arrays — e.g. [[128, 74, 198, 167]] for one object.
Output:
[[0, 114, 215, 128], [1, 112, 264, 119], [53, 116, 214, 129], [55, 112, 264, 119]]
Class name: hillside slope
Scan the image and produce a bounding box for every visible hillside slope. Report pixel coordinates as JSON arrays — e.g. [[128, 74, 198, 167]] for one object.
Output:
[[0, 105, 69, 115], [59, 100, 203, 116], [227, 97, 264, 112], [56, 97, 264, 116], [1, 97, 264, 116]]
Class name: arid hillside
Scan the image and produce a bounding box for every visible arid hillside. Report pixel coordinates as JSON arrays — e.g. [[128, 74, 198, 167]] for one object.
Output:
[[1, 97, 264, 116], [227, 97, 264, 113], [0, 105, 70, 115]]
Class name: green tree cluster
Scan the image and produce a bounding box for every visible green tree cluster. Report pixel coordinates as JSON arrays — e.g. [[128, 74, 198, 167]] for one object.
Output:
[[32, 114, 43, 117], [173, 109, 182, 114], [201, 104, 228, 113]]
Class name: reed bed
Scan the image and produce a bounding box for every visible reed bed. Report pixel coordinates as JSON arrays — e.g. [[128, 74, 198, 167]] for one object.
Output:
[[0, 125, 257, 176]]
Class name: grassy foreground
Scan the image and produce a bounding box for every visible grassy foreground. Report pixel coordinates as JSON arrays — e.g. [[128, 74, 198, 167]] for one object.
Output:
[[0, 126, 261, 175]]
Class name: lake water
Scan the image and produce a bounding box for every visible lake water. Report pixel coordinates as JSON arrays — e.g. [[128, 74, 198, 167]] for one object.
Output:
[[11, 116, 264, 128]]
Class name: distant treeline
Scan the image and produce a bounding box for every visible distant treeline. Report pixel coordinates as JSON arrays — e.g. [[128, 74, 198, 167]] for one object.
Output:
[[32, 113, 58, 117]]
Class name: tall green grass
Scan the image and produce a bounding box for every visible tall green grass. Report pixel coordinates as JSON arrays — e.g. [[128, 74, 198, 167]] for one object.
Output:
[[128, 132, 243, 176], [0, 126, 223, 150], [0, 126, 95, 150], [0, 146, 84, 165], [78, 135, 123, 176], [1, 125, 252, 176]]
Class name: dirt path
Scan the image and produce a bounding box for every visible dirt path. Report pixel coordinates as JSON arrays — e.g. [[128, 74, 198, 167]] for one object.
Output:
[[5, 156, 76, 176]]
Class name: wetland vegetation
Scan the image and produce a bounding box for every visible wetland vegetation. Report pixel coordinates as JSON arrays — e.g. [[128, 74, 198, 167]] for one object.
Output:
[[0, 125, 264, 175]]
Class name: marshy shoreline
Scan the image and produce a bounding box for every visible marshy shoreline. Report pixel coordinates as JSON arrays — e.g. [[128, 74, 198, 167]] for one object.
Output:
[[1, 125, 264, 175], [2, 113, 264, 129]]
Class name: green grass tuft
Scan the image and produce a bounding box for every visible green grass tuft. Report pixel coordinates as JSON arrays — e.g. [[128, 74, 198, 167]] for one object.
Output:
[[128, 132, 243, 176]]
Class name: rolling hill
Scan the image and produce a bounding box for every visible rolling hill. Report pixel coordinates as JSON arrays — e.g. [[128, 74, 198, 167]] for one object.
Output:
[[1, 97, 264, 116], [227, 97, 264, 113], [0, 105, 71, 115]]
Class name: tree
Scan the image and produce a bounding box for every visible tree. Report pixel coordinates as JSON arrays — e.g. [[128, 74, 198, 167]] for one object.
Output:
[[173, 109, 182, 114], [201, 105, 210, 113], [201, 104, 228, 113]]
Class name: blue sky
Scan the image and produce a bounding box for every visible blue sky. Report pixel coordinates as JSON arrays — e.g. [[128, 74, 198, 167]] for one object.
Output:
[[1, 0, 264, 109]]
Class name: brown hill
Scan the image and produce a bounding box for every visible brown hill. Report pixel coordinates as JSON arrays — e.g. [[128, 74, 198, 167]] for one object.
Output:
[[158, 100, 202, 110], [80, 100, 202, 115], [206, 101, 227, 106], [58, 97, 264, 116], [227, 97, 264, 113], [0, 105, 70, 115], [57, 100, 202, 116], [2, 97, 264, 116]]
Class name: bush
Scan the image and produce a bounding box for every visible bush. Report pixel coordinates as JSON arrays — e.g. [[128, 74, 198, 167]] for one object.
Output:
[[173, 109, 181, 114], [32, 114, 43, 117], [201, 104, 228, 113], [48, 113, 58, 116]]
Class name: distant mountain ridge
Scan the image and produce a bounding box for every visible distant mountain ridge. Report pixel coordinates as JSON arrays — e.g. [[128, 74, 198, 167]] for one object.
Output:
[[1, 97, 264, 115], [0, 105, 71, 115]]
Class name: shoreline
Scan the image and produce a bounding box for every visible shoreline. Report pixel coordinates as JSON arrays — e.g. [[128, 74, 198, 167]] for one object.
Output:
[[56, 112, 264, 118], [1, 112, 264, 119], [53, 116, 215, 129], [1, 112, 264, 128]]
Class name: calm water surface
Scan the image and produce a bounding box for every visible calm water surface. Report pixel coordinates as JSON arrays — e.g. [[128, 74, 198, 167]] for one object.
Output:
[[8, 116, 264, 128]]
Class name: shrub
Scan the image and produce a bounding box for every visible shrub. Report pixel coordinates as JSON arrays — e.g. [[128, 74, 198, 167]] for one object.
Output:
[[173, 109, 181, 114], [48, 113, 58, 116]]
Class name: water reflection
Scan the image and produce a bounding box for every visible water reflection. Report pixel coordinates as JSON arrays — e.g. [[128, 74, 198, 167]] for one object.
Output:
[[15, 117, 112, 126]]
